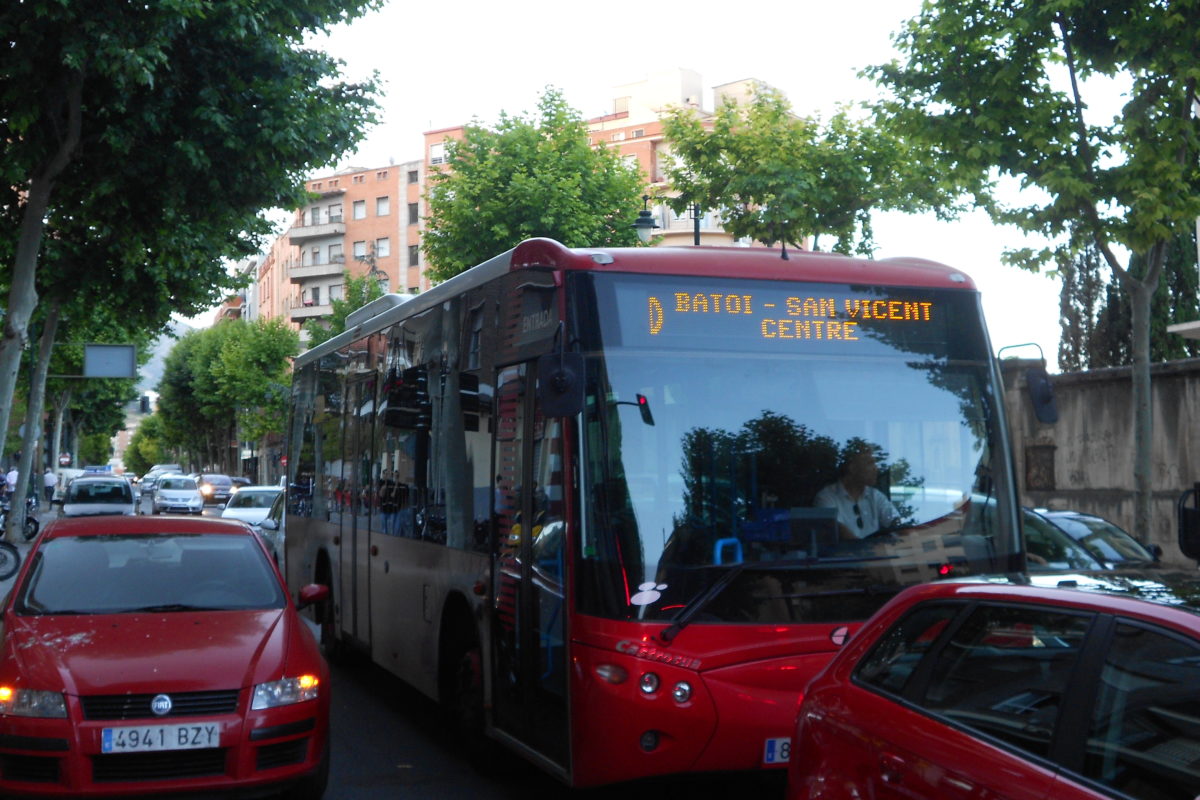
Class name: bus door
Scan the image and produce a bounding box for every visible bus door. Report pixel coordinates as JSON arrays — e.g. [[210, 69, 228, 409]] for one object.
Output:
[[341, 376, 376, 647], [491, 362, 569, 770]]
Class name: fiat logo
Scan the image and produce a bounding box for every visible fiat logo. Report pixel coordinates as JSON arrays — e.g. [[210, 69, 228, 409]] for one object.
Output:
[[150, 694, 173, 716]]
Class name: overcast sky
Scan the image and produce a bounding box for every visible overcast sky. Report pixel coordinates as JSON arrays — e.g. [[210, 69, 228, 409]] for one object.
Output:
[[238, 0, 1066, 368]]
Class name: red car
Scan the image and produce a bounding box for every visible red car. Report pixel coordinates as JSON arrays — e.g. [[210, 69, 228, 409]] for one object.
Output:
[[0, 515, 331, 798], [788, 576, 1200, 800]]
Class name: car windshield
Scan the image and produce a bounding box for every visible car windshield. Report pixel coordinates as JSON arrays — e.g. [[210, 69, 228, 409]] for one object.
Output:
[[1049, 515, 1154, 565], [14, 533, 286, 614], [573, 273, 1022, 625], [227, 490, 279, 509], [67, 481, 131, 504], [159, 477, 197, 491], [203, 475, 232, 487], [1022, 510, 1105, 571]]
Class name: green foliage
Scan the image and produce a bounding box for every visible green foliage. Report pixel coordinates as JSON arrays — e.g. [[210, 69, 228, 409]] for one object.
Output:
[[79, 432, 112, 467], [0, 0, 382, 461], [303, 270, 384, 348], [422, 88, 646, 280], [156, 319, 299, 468], [867, 0, 1200, 269], [1062, 232, 1200, 370], [125, 414, 168, 477], [661, 87, 954, 255]]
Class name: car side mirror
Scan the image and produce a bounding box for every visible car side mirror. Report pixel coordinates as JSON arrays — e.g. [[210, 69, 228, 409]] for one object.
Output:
[[537, 352, 585, 418], [257, 519, 279, 531], [297, 583, 329, 610]]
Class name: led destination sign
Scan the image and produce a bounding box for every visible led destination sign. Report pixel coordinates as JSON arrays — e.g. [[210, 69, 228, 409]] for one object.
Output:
[[648, 292, 934, 342], [594, 274, 977, 358]]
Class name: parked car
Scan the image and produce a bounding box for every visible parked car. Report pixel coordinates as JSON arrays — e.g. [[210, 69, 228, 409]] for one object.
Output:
[[198, 473, 234, 506], [221, 485, 283, 527], [152, 474, 204, 515], [1032, 508, 1162, 568], [787, 575, 1200, 800], [1020, 506, 1107, 572], [59, 476, 137, 518], [253, 490, 286, 566], [0, 514, 330, 798]]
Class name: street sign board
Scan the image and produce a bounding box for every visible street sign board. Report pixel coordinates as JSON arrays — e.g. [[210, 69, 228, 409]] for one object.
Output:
[[84, 344, 136, 378]]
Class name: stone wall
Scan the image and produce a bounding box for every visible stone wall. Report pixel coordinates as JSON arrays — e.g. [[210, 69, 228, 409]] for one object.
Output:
[[1001, 357, 1200, 566]]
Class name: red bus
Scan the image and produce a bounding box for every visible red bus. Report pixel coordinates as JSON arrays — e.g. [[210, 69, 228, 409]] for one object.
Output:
[[283, 238, 1025, 787]]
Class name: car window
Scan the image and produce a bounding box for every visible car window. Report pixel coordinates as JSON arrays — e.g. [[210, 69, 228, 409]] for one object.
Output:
[[15, 534, 286, 614], [856, 603, 963, 695], [159, 478, 197, 490], [229, 491, 277, 509], [1024, 510, 1103, 571], [1083, 621, 1200, 800], [915, 603, 1094, 758]]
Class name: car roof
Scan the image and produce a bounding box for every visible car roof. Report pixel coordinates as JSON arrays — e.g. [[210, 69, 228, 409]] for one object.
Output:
[[43, 515, 253, 540], [894, 577, 1200, 628]]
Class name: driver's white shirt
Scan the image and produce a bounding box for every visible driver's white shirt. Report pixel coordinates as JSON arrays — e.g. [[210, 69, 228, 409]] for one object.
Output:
[[813, 481, 898, 537]]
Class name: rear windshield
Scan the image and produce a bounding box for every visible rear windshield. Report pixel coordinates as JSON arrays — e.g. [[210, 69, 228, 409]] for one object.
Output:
[[67, 482, 132, 504], [227, 490, 278, 509]]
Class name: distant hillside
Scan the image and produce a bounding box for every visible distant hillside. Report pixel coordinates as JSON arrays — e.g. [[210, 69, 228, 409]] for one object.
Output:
[[138, 319, 193, 393]]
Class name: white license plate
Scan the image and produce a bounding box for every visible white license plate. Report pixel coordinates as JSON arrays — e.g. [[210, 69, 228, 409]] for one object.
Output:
[[763, 736, 791, 764], [101, 723, 219, 753]]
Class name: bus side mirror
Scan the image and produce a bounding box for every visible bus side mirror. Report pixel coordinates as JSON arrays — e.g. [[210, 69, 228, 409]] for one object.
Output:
[[1179, 484, 1200, 562], [537, 352, 584, 417], [1026, 366, 1058, 424]]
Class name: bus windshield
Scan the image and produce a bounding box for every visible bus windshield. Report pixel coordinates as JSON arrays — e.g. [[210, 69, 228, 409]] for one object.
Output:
[[575, 272, 1021, 625]]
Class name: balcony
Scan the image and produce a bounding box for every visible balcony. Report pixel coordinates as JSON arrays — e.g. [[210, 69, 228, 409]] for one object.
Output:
[[289, 299, 333, 322], [287, 258, 346, 283], [288, 219, 345, 244]]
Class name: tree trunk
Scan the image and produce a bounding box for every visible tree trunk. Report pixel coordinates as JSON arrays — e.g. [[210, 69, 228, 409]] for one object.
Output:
[[1128, 277, 1155, 540], [5, 303, 61, 542]]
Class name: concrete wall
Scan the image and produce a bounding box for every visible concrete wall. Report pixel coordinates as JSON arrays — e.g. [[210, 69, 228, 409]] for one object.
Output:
[[1002, 357, 1200, 565]]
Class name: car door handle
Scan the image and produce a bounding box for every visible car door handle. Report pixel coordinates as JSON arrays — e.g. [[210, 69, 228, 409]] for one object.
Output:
[[879, 752, 906, 785]]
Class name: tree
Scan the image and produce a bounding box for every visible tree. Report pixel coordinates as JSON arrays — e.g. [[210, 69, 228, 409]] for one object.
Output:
[[868, 1, 1200, 537], [303, 270, 385, 348], [0, 0, 381, 470], [155, 319, 298, 472], [1060, 232, 1200, 371], [126, 414, 169, 477], [422, 89, 646, 280], [661, 86, 954, 256]]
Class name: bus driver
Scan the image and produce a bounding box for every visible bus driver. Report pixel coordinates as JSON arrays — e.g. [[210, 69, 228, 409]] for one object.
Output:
[[814, 445, 899, 540]]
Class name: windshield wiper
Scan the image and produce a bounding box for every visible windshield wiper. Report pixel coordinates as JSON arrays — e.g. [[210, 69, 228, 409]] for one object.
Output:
[[122, 603, 214, 613], [658, 562, 746, 644]]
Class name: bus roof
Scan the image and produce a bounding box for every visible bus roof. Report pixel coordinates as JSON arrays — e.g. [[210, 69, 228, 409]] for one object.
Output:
[[296, 239, 978, 366]]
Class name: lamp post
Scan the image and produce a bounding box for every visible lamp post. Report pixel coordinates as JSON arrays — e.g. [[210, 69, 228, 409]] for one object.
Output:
[[633, 195, 660, 244], [691, 203, 702, 246]]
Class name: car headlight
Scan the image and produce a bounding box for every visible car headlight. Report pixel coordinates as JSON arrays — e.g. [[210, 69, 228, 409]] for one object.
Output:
[[0, 686, 67, 718], [251, 675, 320, 709], [200, 485, 213, 496]]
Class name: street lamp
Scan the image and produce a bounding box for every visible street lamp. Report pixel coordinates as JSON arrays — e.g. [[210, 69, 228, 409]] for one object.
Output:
[[633, 195, 660, 244]]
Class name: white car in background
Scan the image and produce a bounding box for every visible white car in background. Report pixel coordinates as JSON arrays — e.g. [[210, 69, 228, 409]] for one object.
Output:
[[59, 476, 137, 518], [152, 474, 204, 515], [220, 486, 282, 526]]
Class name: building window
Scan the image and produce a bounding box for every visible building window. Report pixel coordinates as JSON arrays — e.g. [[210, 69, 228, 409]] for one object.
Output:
[[611, 131, 625, 142], [328, 244, 343, 263], [376, 196, 390, 216], [429, 142, 446, 165], [353, 240, 367, 259], [328, 203, 342, 223], [375, 238, 391, 258], [353, 175, 364, 184], [407, 170, 419, 184], [376, 170, 388, 180], [633, 128, 645, 138], [330, 179, 339, 187], [408, 203, 419, 225], [310, 286, 321, 305], [329, 284, 344, 302], [352, 200, 366, 220], [408, 245, 420, 266]]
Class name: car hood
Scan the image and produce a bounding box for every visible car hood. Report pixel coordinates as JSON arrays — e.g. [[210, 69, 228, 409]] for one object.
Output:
[[61, 503, 135, 517], [2, 609, 293, 695]]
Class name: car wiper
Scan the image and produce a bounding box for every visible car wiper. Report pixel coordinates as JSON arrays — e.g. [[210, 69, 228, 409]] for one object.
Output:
[[658, 562, 746, 644]]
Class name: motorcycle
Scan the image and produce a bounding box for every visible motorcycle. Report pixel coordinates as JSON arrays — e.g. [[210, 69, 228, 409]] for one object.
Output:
[[0, 494, 39, 542]]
